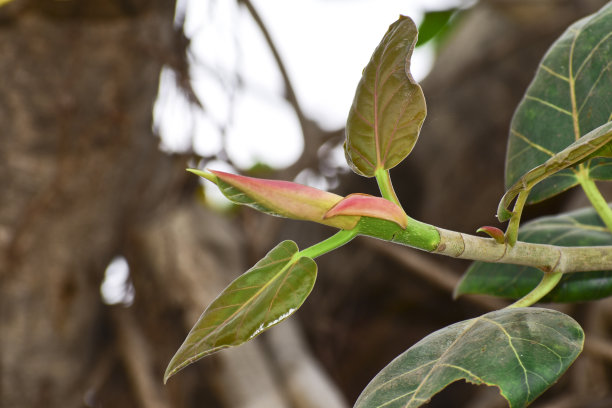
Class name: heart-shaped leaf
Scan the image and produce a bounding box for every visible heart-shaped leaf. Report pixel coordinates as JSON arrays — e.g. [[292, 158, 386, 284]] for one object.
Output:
[[355, 308, 584, 408], [504, 2, 612, 206], [344, 15, 426, 177], [499, 121, 612, 221], [164, 240, 316, 383], [457, 205, 612, 302]]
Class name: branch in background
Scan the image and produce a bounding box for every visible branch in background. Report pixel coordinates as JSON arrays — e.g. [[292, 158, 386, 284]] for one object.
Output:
[[237, 0, 344, 179], [112, 307, 171, 408], [237, 0, 306, 125], [363, 237, 508, 311], [265, 320, 349, 408]]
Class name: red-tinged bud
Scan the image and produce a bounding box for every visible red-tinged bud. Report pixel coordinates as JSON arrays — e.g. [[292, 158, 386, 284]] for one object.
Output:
[[476, 226, 506, 244], [206, 170, 361, 230], [324, 193, 408, 229]]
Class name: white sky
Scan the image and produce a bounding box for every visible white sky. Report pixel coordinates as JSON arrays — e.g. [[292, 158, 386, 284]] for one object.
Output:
[[154, 0, 464, 170]]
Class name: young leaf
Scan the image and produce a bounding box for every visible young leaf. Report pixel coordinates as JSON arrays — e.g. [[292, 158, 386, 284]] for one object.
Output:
[[189, 169, 360, 230], [476, 226, 505, 244], [457, 205, 612, 302], [505, 2, 612, 205], [498, 121, 612, 221], [355, 308, 584, 408], [164, 240, 316, 383], [344, 15, 426, 177], [324, 193, 409, 228]]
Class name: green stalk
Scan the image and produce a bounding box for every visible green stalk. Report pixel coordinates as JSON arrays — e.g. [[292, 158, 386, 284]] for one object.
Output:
[[507, 271, 563, 308], [505, 189, 530, 246], [375, 168, 402, 208], [579, 176, 612, 233], [296, 228, 359, 260]]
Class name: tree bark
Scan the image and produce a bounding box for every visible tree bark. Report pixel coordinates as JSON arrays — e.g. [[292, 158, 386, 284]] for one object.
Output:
[[0, 2, 349, 407]]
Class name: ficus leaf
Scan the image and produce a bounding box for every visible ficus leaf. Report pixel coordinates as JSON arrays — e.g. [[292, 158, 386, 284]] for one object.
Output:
[[476, 226, 506, 244], [324, 193, 408, 228], [457, 205, 612, 302], [164, 240, 316, 383], [498, 121, 612, 221], [188, 169, 360, 230], [355, 308, 584, 408], [504, 2, 612, 207], [344, 15, 426, 177]]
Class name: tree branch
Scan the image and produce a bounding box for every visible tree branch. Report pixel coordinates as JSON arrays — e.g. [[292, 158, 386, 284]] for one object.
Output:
[[237, 0, 306, 125]]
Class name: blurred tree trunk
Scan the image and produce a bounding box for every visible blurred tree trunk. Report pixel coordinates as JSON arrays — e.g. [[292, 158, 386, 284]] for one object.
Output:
[[0, 1, 180, 406], [0, 2, 348, 407]]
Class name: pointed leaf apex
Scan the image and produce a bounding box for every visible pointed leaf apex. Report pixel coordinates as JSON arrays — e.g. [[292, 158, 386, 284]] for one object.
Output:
[[186, 168, 218, 184], [476, 226, 506, 244], [325, 193, 408, 228]]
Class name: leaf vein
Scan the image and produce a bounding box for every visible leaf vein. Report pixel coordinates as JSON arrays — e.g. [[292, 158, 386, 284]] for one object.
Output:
[[481, 317, 531, 397], [510, 129, 555, 157], [525, 95, 572, 116]]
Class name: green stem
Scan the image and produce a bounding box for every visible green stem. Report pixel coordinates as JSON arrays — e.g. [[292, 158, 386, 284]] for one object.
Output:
[[375, 168, 402, 208], [505, 189, 530, 246], [296, 228, 359, 260], [507, 271, 563, 308], [580, 177, 612, 233]]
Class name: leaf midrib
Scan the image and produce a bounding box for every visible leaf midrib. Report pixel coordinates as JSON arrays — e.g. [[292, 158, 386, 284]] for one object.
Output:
[[197, 253, 297, 348]]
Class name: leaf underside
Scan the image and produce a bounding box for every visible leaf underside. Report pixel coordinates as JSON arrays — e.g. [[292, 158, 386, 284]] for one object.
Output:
[[344, 15, 426, 177], [457, 205, 612, 302], [164, 240, 316, 382], [499, 122, 612, 221], [504, 3, 612, 206], [355, 308, 584, 408]]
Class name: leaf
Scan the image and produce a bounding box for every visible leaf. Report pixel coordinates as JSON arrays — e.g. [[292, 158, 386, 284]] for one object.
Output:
[[505, 3, 612, 205], [188, 169, 360, 230], [415, 9, 456, 48], [164, 240, 316, 382], [498, 121, 612, 221], [324, 193, 408, 228], [476, 226, 506, 244], [344, 15, 427, 177], [457, 205, 612, 302], [355, 308, 584, 408]]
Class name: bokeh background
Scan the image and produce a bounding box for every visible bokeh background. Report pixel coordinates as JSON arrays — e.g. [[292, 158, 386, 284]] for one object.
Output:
[[2, 0, 612, 407]]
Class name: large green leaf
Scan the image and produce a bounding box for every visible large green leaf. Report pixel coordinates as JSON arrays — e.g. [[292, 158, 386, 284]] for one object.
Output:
[[355, 308, 583, 408], [344, 15, 426, 177], [457, 206, 612, 302], [164, 240, 316, 382], [498, 121, 612, 221], [505, 3, 612, 205]]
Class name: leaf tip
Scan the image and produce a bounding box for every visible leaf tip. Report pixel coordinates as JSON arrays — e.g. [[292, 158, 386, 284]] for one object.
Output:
[[496, 207, 513, 223], [186, 168, 217, 184], [476, 226, 506, 244]]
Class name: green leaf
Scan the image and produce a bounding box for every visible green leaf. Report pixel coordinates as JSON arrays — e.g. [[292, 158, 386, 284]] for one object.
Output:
[[415, 9, 456, 48], [355, 308, 584, 408], [457, 205, 612, 302], [164, 240, 316, 382], [344, 15, 427, 177], [505, 3, 612, 205], [498, 121, 612, 221]]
